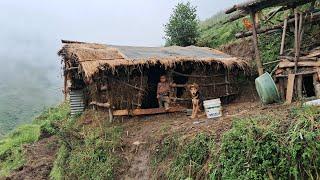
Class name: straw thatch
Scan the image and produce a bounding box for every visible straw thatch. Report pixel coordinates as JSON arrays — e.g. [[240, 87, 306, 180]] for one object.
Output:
[[59, 41, 248, 78]]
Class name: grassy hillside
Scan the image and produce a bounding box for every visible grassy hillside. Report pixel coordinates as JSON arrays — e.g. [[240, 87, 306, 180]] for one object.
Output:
[[151, 105, 320, 179], [198, 4, 319, 73]]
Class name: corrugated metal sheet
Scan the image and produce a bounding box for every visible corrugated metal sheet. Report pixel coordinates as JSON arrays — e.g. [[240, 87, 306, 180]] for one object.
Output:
[[109, 45, 231, 60], [70, 90, 85, 116]]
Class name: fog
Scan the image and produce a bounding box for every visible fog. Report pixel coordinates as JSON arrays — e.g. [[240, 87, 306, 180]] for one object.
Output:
[[0, 0, 243, 136]]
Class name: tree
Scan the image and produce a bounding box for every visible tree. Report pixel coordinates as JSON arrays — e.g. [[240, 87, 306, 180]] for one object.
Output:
[[164, 2, 199, 47]]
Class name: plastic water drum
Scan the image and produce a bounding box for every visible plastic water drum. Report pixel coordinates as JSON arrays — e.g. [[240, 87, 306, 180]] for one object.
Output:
[[203, 98, 222, 119], [255, 72, 280, 104]]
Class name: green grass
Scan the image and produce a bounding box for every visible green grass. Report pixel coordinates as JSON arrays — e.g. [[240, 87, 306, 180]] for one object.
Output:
[[151, 106, 320, 179], [0, 124, 40, 176], [210, 105, 320, 179], [49, 110, 123, 180], [50, 143, 69, 180], [0, 102, 70, 178], [151, 133, 215, 180]]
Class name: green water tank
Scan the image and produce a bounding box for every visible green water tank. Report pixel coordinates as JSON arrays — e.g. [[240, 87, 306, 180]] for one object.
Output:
[[255, 72, 280, 104]]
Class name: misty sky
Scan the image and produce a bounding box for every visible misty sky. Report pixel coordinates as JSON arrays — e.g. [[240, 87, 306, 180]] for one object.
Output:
[[0, 0, 245, 135]]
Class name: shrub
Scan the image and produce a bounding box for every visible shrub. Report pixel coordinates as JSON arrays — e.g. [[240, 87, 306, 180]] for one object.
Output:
[[210, 106, 320, 179], [167, 133, 213, 180]]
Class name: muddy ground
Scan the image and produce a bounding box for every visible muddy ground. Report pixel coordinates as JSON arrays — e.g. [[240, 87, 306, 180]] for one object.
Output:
[[6, 136, 59, 180]]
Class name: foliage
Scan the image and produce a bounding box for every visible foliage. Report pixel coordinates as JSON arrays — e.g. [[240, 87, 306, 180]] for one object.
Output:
[[210, 106, 320, 179], [50, 143, 69, 180], [49, 110, 123, 180], [64, 126, 122, 179], [198, 17, 244, 48], [164, 2, 199, 46], [35, 102, 70, 136], [0, 124, 40, 176], [152, 133, 214, 180], [151, 135, 179, 168], [168, 133, 212, 179]]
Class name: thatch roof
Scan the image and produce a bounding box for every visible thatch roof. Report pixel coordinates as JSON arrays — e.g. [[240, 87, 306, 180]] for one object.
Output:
[[59, 41, 248, 78]]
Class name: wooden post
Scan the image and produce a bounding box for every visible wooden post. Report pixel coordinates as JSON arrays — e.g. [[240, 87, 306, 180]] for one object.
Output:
[[286, 74, 295, 104], [225, 70, 230, 95], [280, 18, 288, 55], [64, 73, 67, 100], [313, 72, 320, 98], [137, 70, 143, 109], [250, 11, 264, 76], [108, 108, 113, 123], [278, 78, 285, 100], [294, 10, 299, 73], [296, 75, 303, 99]]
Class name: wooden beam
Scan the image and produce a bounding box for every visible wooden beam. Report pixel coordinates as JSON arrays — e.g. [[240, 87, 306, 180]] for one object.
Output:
[[174, 82, 231, 88], [112, 106, 186, 116], [279, 56, 318, 61], [286, 74, 295, 104], [89, 101, 111, 108], [275, 71, 316, 78], [278, 61, 320, 68], [250, 11, 264, 76]]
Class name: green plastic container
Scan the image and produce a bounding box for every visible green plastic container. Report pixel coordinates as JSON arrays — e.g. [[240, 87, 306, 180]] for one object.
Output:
[[255, 72, 280, 104]]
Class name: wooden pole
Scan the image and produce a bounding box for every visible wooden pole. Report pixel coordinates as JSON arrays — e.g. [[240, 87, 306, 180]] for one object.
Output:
[[294, 10, 299, 73], [64, 73, 67, 100], [280, 18, 288, 55], [297, 75, 303, 98], [250, 11, 264, 76], [225, 70, 230, 95]]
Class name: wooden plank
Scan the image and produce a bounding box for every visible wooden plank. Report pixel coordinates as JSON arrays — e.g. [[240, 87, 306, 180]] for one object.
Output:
[[278, 61, 320, 68], [113, 106, 186, 116], [306, 50, 320, 58], [279, 56, 318, 61], [276, 71, 316, 78], [286, 74, 295, 104]]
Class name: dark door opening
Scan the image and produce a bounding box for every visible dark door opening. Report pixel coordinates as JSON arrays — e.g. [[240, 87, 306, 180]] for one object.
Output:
[[141, 65, 166, 108], [303, 75, 315, 97]]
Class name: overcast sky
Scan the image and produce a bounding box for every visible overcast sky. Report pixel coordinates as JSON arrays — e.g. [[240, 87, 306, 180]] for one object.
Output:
[[0, 0, 243, 48]]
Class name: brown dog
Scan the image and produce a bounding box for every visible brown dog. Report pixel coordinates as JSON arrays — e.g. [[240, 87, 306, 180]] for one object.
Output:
[[188, 83, 202, 119]]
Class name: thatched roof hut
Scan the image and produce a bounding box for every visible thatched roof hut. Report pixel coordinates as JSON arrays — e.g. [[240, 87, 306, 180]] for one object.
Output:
[[59, 40, 249, 117], [59, 40, 248, 79]]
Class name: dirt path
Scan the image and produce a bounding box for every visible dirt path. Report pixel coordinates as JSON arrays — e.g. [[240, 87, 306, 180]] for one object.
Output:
[[117, 101, 260, 179], [7, 136, 59, 180]]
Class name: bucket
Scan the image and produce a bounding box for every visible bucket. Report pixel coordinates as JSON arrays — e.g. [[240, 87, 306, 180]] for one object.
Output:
[[255, 72, 280, 104], [203, 98, 222, 119]]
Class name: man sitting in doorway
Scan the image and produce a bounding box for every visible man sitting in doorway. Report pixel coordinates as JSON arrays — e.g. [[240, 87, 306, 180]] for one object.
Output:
[[157, 75, 172, 110]]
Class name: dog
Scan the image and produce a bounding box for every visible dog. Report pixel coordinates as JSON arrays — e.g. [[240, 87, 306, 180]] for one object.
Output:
[[188, 83, 203, 119]]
